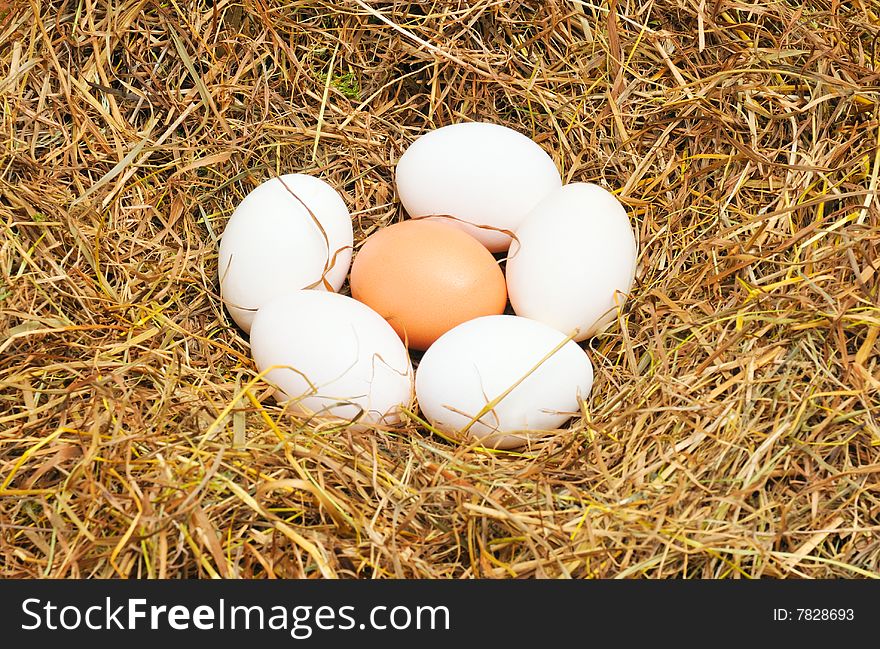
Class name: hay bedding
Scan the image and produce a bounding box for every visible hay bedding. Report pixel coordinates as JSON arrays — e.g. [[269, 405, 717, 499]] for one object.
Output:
[[0, 0, 878, 579]]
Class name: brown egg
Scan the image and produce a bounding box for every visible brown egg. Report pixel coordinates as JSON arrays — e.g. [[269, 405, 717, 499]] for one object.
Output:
[[350, 220, 507, 350]]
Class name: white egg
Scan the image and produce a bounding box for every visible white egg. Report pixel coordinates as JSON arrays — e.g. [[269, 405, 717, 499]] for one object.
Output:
[[415, 315, 593, 449], [250, 290, 414, 428], [506, 183, 637, 341], [395, 122, 562, 252], [218, 173, 354, 333]]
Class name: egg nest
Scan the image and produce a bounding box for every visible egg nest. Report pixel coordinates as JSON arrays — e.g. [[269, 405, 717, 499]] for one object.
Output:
[[1, 0, 878, 579]]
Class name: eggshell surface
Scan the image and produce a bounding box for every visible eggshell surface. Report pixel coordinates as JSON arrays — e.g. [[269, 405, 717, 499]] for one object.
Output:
[[218, 174, 353, 333], [250, 290, 413, 428], [506, 183, 637, 341], [395, 122, 562, 252], [415, 315, 593, 449], [350, 220, 507, 350]]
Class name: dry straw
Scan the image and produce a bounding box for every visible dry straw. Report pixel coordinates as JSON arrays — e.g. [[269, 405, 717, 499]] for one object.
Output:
[[1, 0, 879, 578]]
